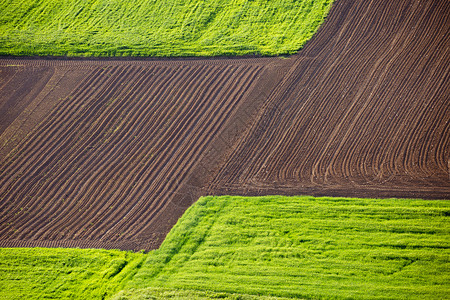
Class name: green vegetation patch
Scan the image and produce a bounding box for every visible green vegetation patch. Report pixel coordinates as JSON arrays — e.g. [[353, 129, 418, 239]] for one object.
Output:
[[114, 287, 293, 300], [120, 195, 450, 299], [0, 0, 333, 57], [0, 247, 145, 300], [1, 196, 448, 299]]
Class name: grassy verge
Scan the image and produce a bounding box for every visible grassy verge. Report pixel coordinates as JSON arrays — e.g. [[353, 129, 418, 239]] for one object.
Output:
[[0, 0, 333, 57], [0, 247, 145, 299], [119, 195, 450, 299]]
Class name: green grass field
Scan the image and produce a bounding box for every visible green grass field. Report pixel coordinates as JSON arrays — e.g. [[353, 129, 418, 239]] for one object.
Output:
[[0, 248, 145, 299], [1, 196, 449, 299], [0, 0, 332, 57], [121, 196, 450, 299]]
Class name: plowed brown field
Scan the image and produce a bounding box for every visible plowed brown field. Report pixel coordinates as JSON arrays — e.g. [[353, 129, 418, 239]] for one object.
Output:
[[0, 0, 449, 251], [209, 0, 450, 200]]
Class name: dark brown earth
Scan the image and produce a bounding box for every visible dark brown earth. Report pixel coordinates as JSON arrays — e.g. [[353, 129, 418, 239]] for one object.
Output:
[[0, 0, 449, 251]]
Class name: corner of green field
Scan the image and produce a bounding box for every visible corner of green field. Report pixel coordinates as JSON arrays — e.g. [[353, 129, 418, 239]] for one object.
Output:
[[114, 195, 450, 299], [125, 196, 226, 285]]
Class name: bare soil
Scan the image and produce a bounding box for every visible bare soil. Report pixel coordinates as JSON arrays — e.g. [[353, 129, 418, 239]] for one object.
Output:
[[0, 0, 448, 251]]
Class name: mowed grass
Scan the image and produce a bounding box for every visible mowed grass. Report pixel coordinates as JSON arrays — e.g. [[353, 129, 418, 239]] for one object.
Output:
[[0, 0, 332, 57], [119, 196, 450, 299], [0, 248, 145, 299]]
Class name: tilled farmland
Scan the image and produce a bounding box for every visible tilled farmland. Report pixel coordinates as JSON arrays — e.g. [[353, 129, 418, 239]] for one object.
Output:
[[0, 0, 449, 251]]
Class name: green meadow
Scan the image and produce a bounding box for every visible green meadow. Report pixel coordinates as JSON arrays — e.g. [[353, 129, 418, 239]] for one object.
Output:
[[118, 196, 450, 299], [0, 0, 332, 57], [2, 196, 448, 299], [0, 248, 145, 299]]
